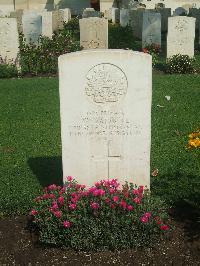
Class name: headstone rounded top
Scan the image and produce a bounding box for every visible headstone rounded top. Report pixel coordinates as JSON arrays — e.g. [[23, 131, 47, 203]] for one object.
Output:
[[59, 49, 152, 61]]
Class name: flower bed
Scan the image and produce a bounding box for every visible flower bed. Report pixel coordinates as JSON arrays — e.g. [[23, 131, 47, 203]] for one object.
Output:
[[30, 177, 170, 251]]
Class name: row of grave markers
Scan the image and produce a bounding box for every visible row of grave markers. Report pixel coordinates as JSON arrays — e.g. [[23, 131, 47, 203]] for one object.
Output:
[[0, 7, 197, 65]]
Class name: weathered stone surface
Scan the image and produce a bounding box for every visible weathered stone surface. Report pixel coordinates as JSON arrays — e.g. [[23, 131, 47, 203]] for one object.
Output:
[[167, 16, 195, 58], [189, 8, 200, 30], [22, 11, 42, 44], [41, 11, 58, 38], [120, 8, 129, 27], [111, 7, 120, 23], [59, 49, 152, 188], [79, 18, 108, 49], [82, 8, 100, 18], [156, 7, 171, 32], [10, 9, 24, 32], [0, 18, 20, 65], [142, 11, 161, 48]]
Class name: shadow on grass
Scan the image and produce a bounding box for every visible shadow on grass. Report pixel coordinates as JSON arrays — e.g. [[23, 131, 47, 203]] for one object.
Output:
[[28, 157, 63, 187], [151, 172, 200, 244]]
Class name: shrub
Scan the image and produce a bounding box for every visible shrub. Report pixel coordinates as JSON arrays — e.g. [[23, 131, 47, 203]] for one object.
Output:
[[109, 23, 140, 50], [0, 57, 18, 78], [142, 43, 161, 68], [166, 54, 196, 74], [29, 177, 170, 251], [19, 19, 81, 76]]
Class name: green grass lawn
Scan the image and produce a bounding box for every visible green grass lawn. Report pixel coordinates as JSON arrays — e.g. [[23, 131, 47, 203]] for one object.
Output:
[[0, 75, 199, 215]]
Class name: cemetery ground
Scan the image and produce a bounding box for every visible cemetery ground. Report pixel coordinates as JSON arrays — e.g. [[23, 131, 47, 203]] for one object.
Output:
[[0, 74, 200, 265]]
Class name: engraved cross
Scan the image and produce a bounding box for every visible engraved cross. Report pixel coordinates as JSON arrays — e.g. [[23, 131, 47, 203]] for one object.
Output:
[[107, 140, 121, 178]]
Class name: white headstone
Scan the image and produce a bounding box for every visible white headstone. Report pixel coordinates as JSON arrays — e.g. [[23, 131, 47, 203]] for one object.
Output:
[[79, 18, 108, 49], [59, 8, 71, 24], [120, 8, 129, 27], [59, 49, 152, 188], [10, 9, 23, 32], [142, 12, 161, 48], [167, 16, 196, 58], [112, 7, 120, 23], [41, 11, 58, 38], [22, 11, 42, 44], [0, 18, 20, 65]]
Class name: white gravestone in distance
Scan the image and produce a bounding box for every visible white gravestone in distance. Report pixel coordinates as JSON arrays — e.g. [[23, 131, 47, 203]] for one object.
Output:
[[142, 12, 161, 48], [41, 11, 58, 38], [0, 18, 20, 65], [59, 50, 152, 188], [120, 8, 129, 27], [167, 16, 196, 58], [79, 18, 108, 49], [22, 11, 42, 44]]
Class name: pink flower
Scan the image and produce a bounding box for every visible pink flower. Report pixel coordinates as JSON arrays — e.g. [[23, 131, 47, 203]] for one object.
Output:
[[160, 225, 169, 231], [90, 202, 99, 210], [119, 200, 127, 209], [95, 181, 101, 187], [49, 194, 55, 199], [48, 184, 57, 190], [59, 188, 65, 195], [132, 189, 139, 195], [127, 205, 133, 211], [105, 198, 110, 204], [144, 212, 151, 218], [133, 197, 140, 204], [69, 203, 76, 210], [93, 189, 99, 196], [66, 176, 73, 182], [112, 196, 119, 202], [140, 216, 149, 223], [138, 186, 144, 194], [30, 209, 37, 216], [110, 203, 115, 209], [63, 220, 71, 228], [57, 196, 64, 205], [109, 188, 115, 194], [53, 210, 62, 218], [51, 201, 58, 210]]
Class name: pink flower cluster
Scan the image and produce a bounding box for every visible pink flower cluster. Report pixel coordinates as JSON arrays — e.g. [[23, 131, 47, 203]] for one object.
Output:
[[31, 177, 169, 231], [140, 212, 151, 223]]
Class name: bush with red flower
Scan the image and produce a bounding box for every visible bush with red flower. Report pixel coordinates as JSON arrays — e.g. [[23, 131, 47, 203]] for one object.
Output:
[[142, 43, 161, 67], [29, 177, 170, 250]]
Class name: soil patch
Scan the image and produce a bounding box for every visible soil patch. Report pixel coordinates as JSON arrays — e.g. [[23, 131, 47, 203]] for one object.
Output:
[[0, 209, 200, 266]]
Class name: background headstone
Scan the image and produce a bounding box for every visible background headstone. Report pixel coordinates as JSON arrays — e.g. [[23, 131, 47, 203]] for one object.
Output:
[[0, 18, 20, 65], [79, 17, 108, 49], [82, 8, 100, 18], [59, 50, 152, 187], [167, 16, 196, 58], [112, 7, 120, 23], [189, 8, 200, 30], [41, 11, 58, 38], [142, 11, 161, 48], [156, 7, 171, 32], [173, 7, 187, 16], [130, 9, 145, 39], [120, 8, 129, 27], [22, 11, 42, 44], [59, 8, 71, 24], [10, 9, 24, 32]]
